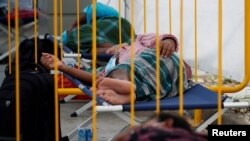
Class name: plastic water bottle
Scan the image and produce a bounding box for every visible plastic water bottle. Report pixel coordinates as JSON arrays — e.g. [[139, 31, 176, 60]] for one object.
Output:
[[78, 128, 92, 141]]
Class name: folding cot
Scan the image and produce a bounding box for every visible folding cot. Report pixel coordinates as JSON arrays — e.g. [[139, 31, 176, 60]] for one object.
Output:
[[56, 43, 193, 117], [60, 70, 250, 140], [49, 35, 250, 140]]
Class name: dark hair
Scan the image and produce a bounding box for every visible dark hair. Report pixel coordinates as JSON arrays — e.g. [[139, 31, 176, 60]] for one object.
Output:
[[157, 112, 192, 132], [113, 112, 208, 141], [7, 36, 61, 73], [18, 37, 61, 64]]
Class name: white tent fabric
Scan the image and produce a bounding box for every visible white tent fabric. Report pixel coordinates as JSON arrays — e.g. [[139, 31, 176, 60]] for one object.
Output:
[[99, 0, 244, 82]]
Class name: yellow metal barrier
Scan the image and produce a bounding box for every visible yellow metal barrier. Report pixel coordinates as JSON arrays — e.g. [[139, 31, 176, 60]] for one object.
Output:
[[129, 0, 136, 127], [7, 0, 12, 74], [8, 0, 250, 140], [207, 0, 250, 93], [14, 1, 21, 140], [52, 0, 60, 140], [91, 0, 97, 140]]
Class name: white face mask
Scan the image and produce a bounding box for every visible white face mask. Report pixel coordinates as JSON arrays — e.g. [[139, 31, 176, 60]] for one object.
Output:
[[105, 56, 117, 75]]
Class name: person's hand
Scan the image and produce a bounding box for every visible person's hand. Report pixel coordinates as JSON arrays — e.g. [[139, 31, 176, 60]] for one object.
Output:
[[160, 38, 176, 58], [40, 53, 64, 70], [68, 22, 77, 33]]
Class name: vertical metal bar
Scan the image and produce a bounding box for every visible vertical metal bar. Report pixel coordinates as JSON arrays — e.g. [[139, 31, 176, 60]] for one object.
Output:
[[245, 0, 250, 85], [194, 0, 198, 82], [14, 0, 20, 140], [130, 0, 135, 127], [155, 0, 160, 115], [77, 0, 80, 69], [169, 0, 172, 33], [33, 0, 37, 64], [91, 0, 97, 140], [59, 0, 64, 88], [144, 0, 147, 33], [53, 0, 59, 140], [193, 0, 202, 124], [217, 0, 223, 125], [119, 0, 122, 47], [179, 0, 184, 116], [7, 0, 12, 74]]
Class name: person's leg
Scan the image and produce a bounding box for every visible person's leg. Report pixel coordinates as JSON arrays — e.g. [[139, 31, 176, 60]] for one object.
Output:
[[96, 89, 134, 105], [96, 77, 134, 94]]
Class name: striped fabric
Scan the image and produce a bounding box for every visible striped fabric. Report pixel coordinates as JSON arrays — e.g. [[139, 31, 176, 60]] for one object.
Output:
[[109, 48, 188, 102], [65, 17, 133, 55]]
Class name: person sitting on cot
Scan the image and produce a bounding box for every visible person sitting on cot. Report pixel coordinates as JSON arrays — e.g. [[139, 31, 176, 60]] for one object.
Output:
[[113, 112, 208, 141], [41, 33, 188, 105]]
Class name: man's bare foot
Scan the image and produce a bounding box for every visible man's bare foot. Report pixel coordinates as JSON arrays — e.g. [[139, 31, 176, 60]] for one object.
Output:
[[96, 89, 134, 105]]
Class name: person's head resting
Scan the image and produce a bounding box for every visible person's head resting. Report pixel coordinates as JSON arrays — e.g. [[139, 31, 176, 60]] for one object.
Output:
[[113, 112, 207, 141], [142, 112, 192, 132], [8, 36, 61, 73]]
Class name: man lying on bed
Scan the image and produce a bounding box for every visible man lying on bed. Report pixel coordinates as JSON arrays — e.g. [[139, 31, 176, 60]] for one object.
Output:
[[62, 2, 133, 55], [41, 33, 189, 105]]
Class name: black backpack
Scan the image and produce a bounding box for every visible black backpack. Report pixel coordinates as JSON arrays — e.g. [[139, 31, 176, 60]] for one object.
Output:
[[0, 64, 56, 141], [0, 35, 61, 141]]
